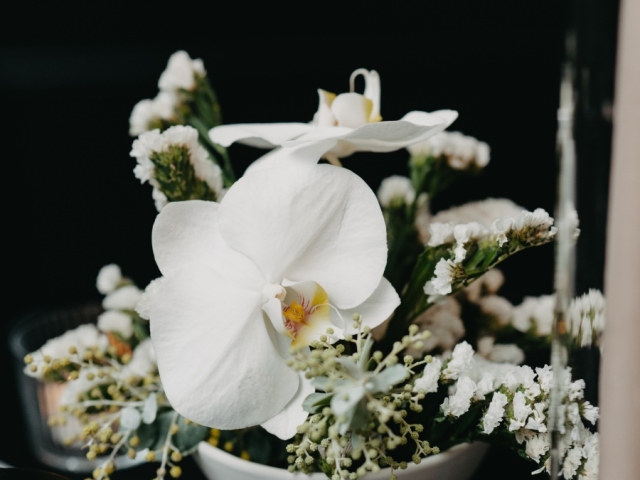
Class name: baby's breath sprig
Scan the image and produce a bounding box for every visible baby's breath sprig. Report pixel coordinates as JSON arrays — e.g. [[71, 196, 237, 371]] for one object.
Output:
[[286, 316, 439, 479], [472, 364, 600, 479]]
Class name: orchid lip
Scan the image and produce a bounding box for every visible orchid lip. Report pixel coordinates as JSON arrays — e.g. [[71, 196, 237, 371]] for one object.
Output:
[[276, 281, 335, 348]]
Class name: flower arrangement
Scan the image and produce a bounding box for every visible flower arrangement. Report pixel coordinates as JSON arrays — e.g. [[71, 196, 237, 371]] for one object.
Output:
[[22, 50, 604, 480]]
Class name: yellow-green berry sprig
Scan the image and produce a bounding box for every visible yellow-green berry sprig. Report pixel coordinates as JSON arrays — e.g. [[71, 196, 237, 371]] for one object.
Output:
[[84, 426, 131, 480], [45, 351, 167, 464], [149, 411, 185, 480], [288, 318, 441, 478], [23, 343, 105, 382]]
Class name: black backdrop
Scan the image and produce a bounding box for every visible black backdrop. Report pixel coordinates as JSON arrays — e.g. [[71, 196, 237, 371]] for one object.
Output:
[[0, 1, 617, 477]]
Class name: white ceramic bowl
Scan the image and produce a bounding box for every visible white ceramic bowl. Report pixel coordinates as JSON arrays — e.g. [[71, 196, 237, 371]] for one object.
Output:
[[194, 440, 490, 480]]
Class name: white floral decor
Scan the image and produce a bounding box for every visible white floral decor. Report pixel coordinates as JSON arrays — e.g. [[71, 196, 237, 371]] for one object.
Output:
[[23, 51, 604, 480]]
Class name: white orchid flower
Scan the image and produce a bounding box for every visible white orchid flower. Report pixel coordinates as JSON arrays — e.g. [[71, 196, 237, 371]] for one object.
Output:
[[149, 164, 400, 439], [209, 68, 458, 171]]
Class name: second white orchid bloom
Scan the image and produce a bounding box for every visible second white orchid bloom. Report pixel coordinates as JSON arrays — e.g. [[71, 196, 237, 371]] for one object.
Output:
[[208, 69, 458, 171], [149, 164, 400, 439], [313, 68, 382, 128]]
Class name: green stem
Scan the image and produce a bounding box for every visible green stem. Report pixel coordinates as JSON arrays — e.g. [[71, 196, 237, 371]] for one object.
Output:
[[384, 204, 422, 292], [378, 235, 555, 354], [213, 142, 236, 186], [376, 246, 450, 354], [188, 116, 236, 186]]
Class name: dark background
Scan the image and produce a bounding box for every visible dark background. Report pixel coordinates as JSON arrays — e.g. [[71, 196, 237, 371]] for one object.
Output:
[[0, 1, 618, 478]]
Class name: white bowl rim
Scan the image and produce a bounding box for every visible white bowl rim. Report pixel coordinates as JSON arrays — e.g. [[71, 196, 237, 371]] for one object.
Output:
[[196, 439, 488, 478]]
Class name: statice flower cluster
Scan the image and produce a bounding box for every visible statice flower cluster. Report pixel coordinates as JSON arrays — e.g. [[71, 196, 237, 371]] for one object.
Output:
[[407, 131, 490, 171], [130, 125, 224, 211], [128, 51, 207, 137]]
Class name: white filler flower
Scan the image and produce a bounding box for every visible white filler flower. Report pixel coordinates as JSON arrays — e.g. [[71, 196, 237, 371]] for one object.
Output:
[[24, 324, 109, 379], [97, 310, 133, 339], [130, 125, 224, 211], [377, 175, 416, 208], [209, 69, 457, 172], [157, 50, 206, 92], [96, 263, 122, 294], [149, 163, 400, 440]]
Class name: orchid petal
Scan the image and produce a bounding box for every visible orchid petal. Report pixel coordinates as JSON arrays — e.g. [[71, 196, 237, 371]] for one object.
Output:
[[340, 121, 447, 150], [218, 165, 387, 309], [401, 109, 459, 130], [263, 297, 286, 336], [261, 373, 314, 440], [151, 201, 265, 290], [151, 200, 219, 275], [150, 265, 299, 429], [312, 89, 337, 127], [279, 125, 353, 144], [284, 120, 448, 158], [333, 277, 400, 334], [208, 123, 316, 149], [262, 297, 293, 359], [362, 70, 381, 122], [350, 69, 382, 122], [243, 136, 341, 175], [262, 297, 323, 363]]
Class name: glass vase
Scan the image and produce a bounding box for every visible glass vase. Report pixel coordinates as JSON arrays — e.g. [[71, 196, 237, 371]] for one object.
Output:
[[8, 303, 144, 475]]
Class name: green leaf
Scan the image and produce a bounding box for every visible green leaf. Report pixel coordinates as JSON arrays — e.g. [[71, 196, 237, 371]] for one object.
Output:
[[134, 419, 159, 451], [451, 410, 481, 437], [302, 392, 333, 413], [319, 458, 334, 477], [352, 401, 371, 433], [142, 393, 157, 424], [244, 428, 273, 465], [132, 320, 149, 341], [146, 410, 175, 452], [376, 244, 451, 353], [173, 416, 210, 455], [136, 410, 207, 455]]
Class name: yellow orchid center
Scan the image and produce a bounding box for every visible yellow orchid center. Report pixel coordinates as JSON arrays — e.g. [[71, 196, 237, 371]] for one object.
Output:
[[283, 301, 305, 324], [281, 281, 334, 348]]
